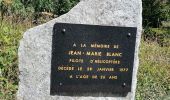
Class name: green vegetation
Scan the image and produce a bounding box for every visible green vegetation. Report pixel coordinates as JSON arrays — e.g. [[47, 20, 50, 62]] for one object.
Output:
[[142, 0, 170, 28], [142, 0, 170, 46], [136, 41, 170, 100], [0, 0, 80, 20], [54, 0, 80, 15], [0, 18, 32, 100], [143, 28, 170, 47]]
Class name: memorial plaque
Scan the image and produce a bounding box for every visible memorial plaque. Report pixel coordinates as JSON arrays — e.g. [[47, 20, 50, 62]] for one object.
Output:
[[50, 23, 137, 96]]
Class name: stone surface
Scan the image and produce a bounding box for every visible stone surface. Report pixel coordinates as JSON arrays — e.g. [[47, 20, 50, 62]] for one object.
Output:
[[17, 0, 142, 100]]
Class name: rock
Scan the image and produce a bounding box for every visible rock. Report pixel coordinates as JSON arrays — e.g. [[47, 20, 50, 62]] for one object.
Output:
[[17, 0, 142, 100]]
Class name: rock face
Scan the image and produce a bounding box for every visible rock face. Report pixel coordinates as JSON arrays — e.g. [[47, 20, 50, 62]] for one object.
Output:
[[17, 0, 142, 100]]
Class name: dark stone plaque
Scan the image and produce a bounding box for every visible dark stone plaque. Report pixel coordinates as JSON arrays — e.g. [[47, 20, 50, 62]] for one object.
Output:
[[50, 23, 137, 97]]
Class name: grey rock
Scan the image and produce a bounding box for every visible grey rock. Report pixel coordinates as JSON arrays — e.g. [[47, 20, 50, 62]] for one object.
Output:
[[17, 0, 142, 100]]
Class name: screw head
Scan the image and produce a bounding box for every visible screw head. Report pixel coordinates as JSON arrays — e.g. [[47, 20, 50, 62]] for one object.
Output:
[[59, 83, 63, 86], [62, 29, 66, 34], [122, 83, 126, 88], [127, 33, 131, 37]]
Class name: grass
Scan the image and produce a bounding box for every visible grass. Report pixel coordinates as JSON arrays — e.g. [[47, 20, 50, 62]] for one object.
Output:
[[0, 18, 33, 100], [0, 18, 170, 100], [136, 41, 170, 100]]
